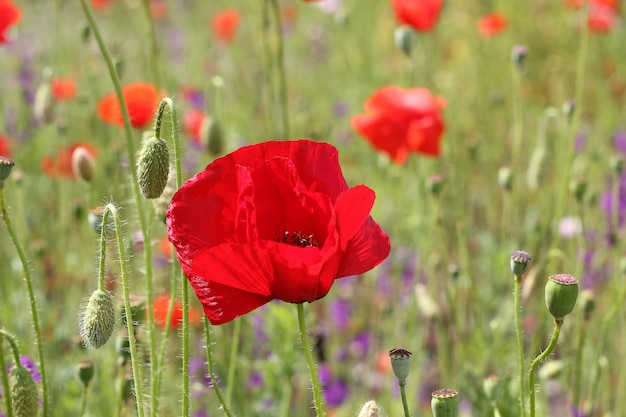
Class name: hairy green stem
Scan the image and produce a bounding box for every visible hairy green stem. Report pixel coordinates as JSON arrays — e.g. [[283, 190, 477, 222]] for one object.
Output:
[[399, 381, 411, 417], [528, 319, 562, 417], [141, 0, 161, 90], [225, 318, 242, 405], [0, 335, 13, 417], [79, 2, 156, 415], [0, 186, 49, 416], [203, 317, 234, 417], [297, 303, 327, 417], [514, 276, 526, 417], [0, 329, 21, 371], [79, 385, 89, 417], [103, 204, 146, 417]]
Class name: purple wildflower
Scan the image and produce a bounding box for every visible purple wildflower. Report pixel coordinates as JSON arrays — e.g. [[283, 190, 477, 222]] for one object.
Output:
[[318, 364, 349, 408], [328, 298, 351, 331], [613, 129, 626, 155]]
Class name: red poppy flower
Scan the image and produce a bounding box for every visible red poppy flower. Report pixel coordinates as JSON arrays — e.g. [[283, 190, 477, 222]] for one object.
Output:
[[51, 77, 77, 101], [587, 3, 617, 32], [167, 140, 390, 325], [478, 13, 508, 36], [153, 294, 201, 329], [0, 134, 10, 157], [98, 82, 158, 129], [390, 0, 443, 31], [184, 109, 207, 142], [212, 9, 240, 44], [351, 86, 445, 164], [41, 143, 98, 178], [566, 0, 618, 9], [0, 0, 21, 45]]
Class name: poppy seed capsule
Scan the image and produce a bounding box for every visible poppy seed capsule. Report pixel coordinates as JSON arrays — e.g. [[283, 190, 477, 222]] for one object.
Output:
[[80, 289, 116, 349], [431, 388, 459, 417], [201, 117, 224, 156], [77, 359, 95, 387], [389, 348, 412, 383], [545, 274, 579, 321], [0, 156, 15, 185], [9, 365, 39, 417], [394, 25, 416, 56], [137, 135, 170, 199], [357, 400, 382, 417], [510, 250, 531, 277]]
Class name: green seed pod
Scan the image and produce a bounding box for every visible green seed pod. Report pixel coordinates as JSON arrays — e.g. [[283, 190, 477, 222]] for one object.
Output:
[[202, 117, 224, 156], [510, 250, 531, 277], [357, 400, 382, 417], [80, 289, 116, 349], [0, 156, 15, 186], [9, 365, 39, 417], [388, 348, 412, 383], [498, 166, 514, 191], [77, 359, 95, 387], [394, 25, 416, 57], [545, 274, 579, 321], [431, 388, 459, 417], [426, 175, 445, 197], [579, 289, 595, 321], [137, 134, 170, 199]]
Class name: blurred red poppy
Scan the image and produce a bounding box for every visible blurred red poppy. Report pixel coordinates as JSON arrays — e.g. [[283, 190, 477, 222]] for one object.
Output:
[[98, 82, 158, 129], [41, 143, 98, 179], [0, 135, 11, 157], [167, 140, 390, 325], [390, 0, 443, 31], [153, 293, 202, 329], [150, 0, 167, 20], [91, 0, 114, 10], [352, 86, 445, 164], [587, 3, 617, 32], [566, 0, 618, 9], [184, 109, 207, 142], [478, 13, 508, 36], [0, 0, 21, 45], [51, 77, 77, 101], [212, 9, 240, 44]]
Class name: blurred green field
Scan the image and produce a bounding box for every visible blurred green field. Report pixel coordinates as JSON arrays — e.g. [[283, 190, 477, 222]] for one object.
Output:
[[1, 0, 625, 416]]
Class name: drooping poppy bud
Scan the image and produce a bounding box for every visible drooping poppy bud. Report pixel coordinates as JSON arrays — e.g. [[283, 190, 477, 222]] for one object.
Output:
[[9, 365, 39, 417], [80, 289, 116, 348], [72, 146, 96, 183], [137, 134, 170, 199]]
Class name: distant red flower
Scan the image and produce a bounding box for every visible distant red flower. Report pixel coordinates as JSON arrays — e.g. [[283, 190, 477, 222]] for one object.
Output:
[[352, 86, 445, 164], [212, 9, 240, 44], [91, 0, 114, 10], [98, 82, 158, 129], [184, 109, 207, 142], [0, 135, 11, 157], [41, 143, 98, 179], [566, 0, 618, 9], [478, 13, 508, 36], [153, 293, 202, 329], [587, 3, 617, 32], [167, 140, 391, 325], [51, 77, 77, 101], [150, 0, 167, 20], [0, 0, 21, 45], [390, 0, 443, 31]]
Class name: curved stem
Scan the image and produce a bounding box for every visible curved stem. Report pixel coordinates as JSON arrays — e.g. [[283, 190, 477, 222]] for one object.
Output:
[[0, 335, 13, 417], [103, 204, 146, 417], [514, 276, 526, 417], [399, 381, 411, 417], [296, 303, 327, 417], [0, 329, 21, 371], [79, 3, 156, 415], [528, 319, 562, 417], [203, 317, 234, 417], [0, 187, 49, 416]]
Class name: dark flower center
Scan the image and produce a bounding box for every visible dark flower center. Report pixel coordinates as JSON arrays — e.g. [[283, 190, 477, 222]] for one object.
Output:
[[276, 231, 318, 248]]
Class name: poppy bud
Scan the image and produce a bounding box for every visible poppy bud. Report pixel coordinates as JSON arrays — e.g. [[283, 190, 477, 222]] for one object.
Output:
[[388, 348, 412, 383], [545, 274, 579, 321], [137, 134, 170, 199], [9, 365, 39, 417], [510, 250, 531, 277], [77, 359, 95, 387], [201, 117, 224, 156], [569, 177, 587, 202], [511, 45, 528, 72], [0, 156, 15, 186], [482, 375, 502, 402], [498, 166, 514, 191], [579, 289, 595, 320], [79, 289, 116, 349], [72, 146, 96, 182], [426, 175, 445, 196], [34, 83, 54, 124], [357, 400, 382, 417], [394, 25, 416, 56], [431, 388, 459, 417]]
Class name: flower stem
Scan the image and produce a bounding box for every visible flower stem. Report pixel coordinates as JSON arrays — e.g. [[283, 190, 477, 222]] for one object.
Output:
[[514, 276, 526, 417], [399, 381, 411, 417], [203, 317, 234, 417], [103, 203, 146, 417], [79, 385, 89, 417], [268, 0, 290, 138], [0, 334, 13, 417], [141, 0, 161, 90], [0, 186, 49, 417], [225, 318, 242, 405], [528, 319, 562, 417], [79, 2, 156, 414], [296, 303, 327, 417]]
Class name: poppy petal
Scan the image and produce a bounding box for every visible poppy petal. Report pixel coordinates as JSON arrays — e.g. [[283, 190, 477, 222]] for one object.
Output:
[[335, 185, 375, 250], [337, 217, 391, 278]]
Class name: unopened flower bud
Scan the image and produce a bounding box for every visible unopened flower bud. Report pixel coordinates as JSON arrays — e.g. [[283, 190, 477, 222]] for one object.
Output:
[[498, 166, 514, 191], [34, 83, 54, 124], [545, 274, 579, 321], [77, 359, 95, 387], [431, 388, 459, 417], [511, 45, 529, 72], [389, 348, 412, 383], [510, 251, 531, 277], [394, 25, 416, 56], [426, 175, 445, 196], [9, 365, 39, 417], [80, 289, 116, 349], [202, 117, 224, 156], [569, 177, 588, 202], [0, 156, 15, 186], [579, 289, 595, 320], [357, 400, 382, 417], [72, 146, 96, 182], [137, 134, 170, 199]]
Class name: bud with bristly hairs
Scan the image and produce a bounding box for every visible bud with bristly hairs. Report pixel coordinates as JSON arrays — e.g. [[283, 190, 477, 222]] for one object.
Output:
[[79, 289, 116, 349], [10, 365, 39, 417], [136, 133, 170, 199], [357, 400, 382, 417]]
